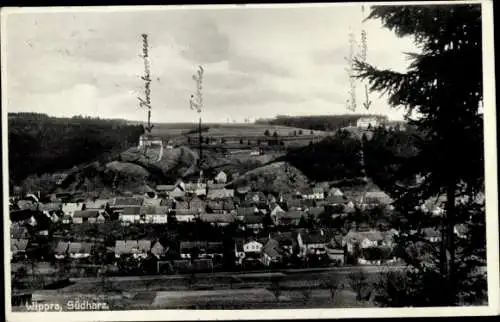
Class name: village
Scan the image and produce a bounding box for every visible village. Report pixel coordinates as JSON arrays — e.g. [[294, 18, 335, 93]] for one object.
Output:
[[9, 161, 458, 280]]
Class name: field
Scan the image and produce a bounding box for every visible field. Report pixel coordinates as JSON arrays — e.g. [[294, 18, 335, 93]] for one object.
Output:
[[148, 123, 331, 140], [13, 266, 402, 310]]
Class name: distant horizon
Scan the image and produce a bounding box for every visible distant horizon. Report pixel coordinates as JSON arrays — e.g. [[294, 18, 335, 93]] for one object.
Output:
[[8, 111, 406, 125]]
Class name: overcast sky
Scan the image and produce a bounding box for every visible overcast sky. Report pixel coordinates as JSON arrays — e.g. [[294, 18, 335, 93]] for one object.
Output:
[[3, 5, 418, 123]]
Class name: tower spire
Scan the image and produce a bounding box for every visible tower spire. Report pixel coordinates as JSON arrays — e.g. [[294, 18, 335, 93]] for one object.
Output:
[[190, 65, 204, 167]]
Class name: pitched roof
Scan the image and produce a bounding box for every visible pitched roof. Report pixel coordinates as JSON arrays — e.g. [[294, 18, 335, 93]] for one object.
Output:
[[326, 195, 347, 204], [207, 183, 226, 190], [262, 239, 284, 258], [301, 230, 330, 244], [236, 186, 252, 194], [157, 184, 176, 192], [84, 199, 109, 209], [73, 210, 100, 218], [237, 207, 257, 217], [140, 205, 169, 215], [122, 206, 142, 215], [344, 229, 390, 243], [138, 240, 152, 252], [279, 211, 306, 220], [176, 201, 190, 210], [207, 188, 234, 199], [68, 242, 93, 254], [11, 239, 29, 252], [115, 240, 139, 255], [113, 197, 144, 207], [38, 202, 62, 212], [11, 224, 28, 239], [160, 198, 175, 207], [200, 213, 235, 223], [143, 198, 163, 207], [308, 206, 325, 217], [54, 241, 70, 254], [242, 214, 262, 224], [207, 241, 224, 253]]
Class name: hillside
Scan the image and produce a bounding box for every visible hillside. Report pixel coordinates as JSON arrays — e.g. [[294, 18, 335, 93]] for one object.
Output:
[[8, 113, 144, 184], [228, 161, 310, 194], [256, 114, 389, 131]]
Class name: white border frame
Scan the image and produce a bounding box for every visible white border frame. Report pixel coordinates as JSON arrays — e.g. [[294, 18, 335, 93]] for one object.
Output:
[[2, 1, 498, 320]]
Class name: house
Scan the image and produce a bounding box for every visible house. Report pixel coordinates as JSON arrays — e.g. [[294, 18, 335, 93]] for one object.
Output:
[[141, 206, 169, 224], [115, 240, 136, 258], [422, 227, 442, 243], [285, 198, 304, 211], [271, 231, 297, 256], [170, 187, 186, 199], [207, 182, 226, 190], [270, 204, 285, 216], [54, 241, 70, 260], [199, 213, 235, 226], [205, 242, 224, 259], [159, 198, 175, 210], [236, 206, 259, 220], [151, 241, 166, 259], [72, 210, 106, 224], [138, 134, 162, 148], [156, 184, 176, 195], [244, 192, 267, 205], [298, 187, 315, 200], [242, 214, 263, 230], [297, 230, 330, 258], [308, 206, 325, 219], [195, 184, 207, 197], [454, 224, 468, 239], [234, 238, 265, 265], [276, 211, 306, 226], [143, 197, 162, 208], [180, 241, 209, 259], [312, 187, 325, 200], [165, 140, 174, 150], [328, 187, 344, 197], [362, 191, 394, 208], [261, 239, 285, 267], [189, 196, 206, 213], [120, 207, 142, 224], [68, 242, 93, 259], [10, 223, 28, 239], [38, 202, 62, 213], [326, 234, 345, 265], [357, 116, 380, 129], [207, 188, 234, 200], [342, 229, 396, 253], [84, 199, 109, 210], [11, 239, 29, 261], [112, 197, 144, 208], [175, 212, 197, 222], [326, 194, 347, 206], [236, 186, 251, 195], [17, 199, 37, 211], [215, 171, 228, 184], [61, 202, 84, 216], [137, 240, 152, 259]]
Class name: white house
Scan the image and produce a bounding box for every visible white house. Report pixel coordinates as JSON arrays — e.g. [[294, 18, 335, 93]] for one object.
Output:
[[356, 117, 380, 129], [62, 202, 84, 216], [138, 134, 163, 148], [214, 171, 228, 184]]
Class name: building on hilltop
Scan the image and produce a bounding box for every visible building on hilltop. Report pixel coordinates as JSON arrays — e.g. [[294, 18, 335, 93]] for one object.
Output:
[[138, 134, 163, 149], [356, 116, 381, 129]]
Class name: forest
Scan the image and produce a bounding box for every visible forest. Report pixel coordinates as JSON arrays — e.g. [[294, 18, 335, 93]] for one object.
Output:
[[8, 113, 144, 185], [256, 114, 389, 131]]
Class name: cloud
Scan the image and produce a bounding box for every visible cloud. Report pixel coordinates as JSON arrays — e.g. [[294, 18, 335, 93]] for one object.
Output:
[[175, 18, 230, 64], [4, 6, 418, 123]]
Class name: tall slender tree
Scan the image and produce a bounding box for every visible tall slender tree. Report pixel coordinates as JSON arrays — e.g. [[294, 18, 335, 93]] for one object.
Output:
[[354, 4, 484, 306]]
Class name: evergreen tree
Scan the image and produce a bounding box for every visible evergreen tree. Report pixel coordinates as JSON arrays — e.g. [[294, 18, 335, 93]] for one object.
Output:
[[354, 4, 484, 306]]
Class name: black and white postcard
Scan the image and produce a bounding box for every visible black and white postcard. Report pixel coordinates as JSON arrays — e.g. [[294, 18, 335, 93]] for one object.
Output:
[[2, 1, 498, 321]]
